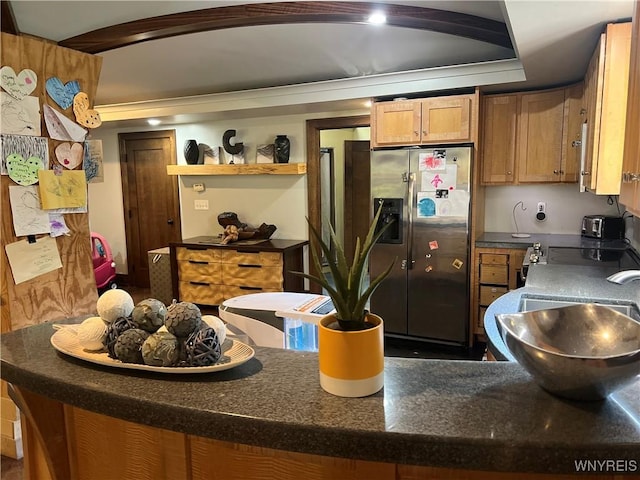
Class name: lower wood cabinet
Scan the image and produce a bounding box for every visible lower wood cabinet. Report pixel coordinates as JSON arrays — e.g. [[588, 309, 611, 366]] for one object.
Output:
[[170, 238, 307, 306], [472, 247, 526, 335]]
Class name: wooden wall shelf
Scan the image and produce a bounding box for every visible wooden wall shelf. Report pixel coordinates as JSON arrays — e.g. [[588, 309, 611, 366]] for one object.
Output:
[[166, 164, 306, 176]]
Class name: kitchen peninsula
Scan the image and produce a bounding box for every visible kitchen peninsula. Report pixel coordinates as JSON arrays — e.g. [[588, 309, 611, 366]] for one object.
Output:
[[1, 319, 638, 480]]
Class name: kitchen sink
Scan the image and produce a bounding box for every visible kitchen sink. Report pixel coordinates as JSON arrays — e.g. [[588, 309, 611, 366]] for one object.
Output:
[[519, 296, 640, 322]]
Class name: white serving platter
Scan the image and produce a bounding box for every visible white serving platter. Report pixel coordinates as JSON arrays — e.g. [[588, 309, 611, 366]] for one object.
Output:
[[50, 326, 254, 374]]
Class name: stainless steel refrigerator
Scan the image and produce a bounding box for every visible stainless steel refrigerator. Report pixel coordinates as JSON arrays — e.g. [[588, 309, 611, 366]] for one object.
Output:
[[370, 146, 472, 346]]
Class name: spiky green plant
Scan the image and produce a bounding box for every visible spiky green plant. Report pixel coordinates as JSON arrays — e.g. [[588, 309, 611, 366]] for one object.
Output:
[[295, 207, 395, 331]]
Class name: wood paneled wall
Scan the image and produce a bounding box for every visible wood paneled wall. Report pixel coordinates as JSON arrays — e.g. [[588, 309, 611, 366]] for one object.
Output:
[[0, 33, 102, 332]]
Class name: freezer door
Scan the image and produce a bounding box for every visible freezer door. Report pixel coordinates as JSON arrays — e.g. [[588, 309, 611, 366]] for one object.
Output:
[[407, 147, 471, 344], [370, 150, 409, 335]]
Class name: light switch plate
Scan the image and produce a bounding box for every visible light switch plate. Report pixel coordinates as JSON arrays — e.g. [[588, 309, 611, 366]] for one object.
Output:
[[194, 199, 209, 210]]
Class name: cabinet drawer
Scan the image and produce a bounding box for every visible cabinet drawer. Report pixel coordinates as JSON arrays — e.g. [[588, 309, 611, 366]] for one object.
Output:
[[480, 254, 508, 265], [478, 306, 487, 329], [176, 247, 221, 263], [178, 261, 222, 283], [222, 284, 282, 299], [479, 286, 508, 306], [221, 250, 282, 267], [479, 264, 508, 284], [179, 281, 224, 306], [222, 264, 283, 289]]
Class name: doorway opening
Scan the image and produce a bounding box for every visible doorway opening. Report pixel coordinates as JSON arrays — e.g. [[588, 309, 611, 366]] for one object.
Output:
[[306, 115, 370, 293]]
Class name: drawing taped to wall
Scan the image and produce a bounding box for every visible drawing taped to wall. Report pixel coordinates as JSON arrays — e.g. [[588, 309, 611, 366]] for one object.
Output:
[[9, 185, 50, 236], [0, 133, 48, 176], [83, 139, 104, 182], [0, 92, 41, 136]]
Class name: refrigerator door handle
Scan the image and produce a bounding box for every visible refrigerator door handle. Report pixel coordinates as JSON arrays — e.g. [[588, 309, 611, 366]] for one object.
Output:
[[407, 172, 416, 270]]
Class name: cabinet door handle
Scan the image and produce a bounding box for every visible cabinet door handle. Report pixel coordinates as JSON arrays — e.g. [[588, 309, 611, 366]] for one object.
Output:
[[188, 260, 209, 265], [238, 264, 261, 268], [239, 286, 263, 291], [189, 281, 210, 286], [553, 170, 559, 174]]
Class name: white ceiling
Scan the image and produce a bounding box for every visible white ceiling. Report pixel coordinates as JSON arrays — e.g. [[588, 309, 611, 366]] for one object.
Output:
[[8, 0, 635, 126]]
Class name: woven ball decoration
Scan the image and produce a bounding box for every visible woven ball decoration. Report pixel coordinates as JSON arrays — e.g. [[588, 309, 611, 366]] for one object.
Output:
[[165, 301, 202, 337], [104, 316, 137, 359], [114, 328, 150, 364], [183, 327, 221, 366]]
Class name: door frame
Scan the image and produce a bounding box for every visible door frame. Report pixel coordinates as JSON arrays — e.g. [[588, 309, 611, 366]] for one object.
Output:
[[305, 115, 370, 292], [118, 129, 181, 286]]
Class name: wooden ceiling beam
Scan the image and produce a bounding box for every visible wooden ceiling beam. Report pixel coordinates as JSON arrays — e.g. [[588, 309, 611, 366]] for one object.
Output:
[[59, 1, 512, 54]]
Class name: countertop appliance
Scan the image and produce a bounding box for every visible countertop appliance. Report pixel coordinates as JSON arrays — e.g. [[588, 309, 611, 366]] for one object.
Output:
[[581, 215, 625, 239], [370, 146, 472, 346]]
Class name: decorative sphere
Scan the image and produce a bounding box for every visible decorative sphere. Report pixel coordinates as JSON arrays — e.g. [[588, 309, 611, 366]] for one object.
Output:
[[104, 316, 137, 359], [97, 289, 134, 323], [132, 298, 167, 333], [114, 328, 149, 364], [183, 327, 221, 366], [142, 331, 179, 367], [202, 315, 227, 344], [165, 301, 202, 337], [77, 316, 108, 351]]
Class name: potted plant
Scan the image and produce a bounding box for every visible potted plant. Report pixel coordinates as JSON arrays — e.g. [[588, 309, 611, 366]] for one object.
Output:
[[296, 206, 394, 397]]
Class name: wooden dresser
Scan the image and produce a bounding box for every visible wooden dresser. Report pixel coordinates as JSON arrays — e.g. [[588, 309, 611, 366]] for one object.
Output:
[[170, 237, 307, 306]]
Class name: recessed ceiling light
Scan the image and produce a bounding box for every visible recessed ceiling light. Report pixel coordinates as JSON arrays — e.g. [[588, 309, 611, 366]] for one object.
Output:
[[367, 11, 387, 25], [147, 119, 161, 126]]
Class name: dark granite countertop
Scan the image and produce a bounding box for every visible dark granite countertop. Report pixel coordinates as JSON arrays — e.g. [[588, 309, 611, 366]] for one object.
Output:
[[2, 320, 639, 474], [476, 232, 631, 250]]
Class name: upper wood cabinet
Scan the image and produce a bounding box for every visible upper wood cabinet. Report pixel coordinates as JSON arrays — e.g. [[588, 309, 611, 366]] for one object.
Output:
[[481, 84, 583, 185], [371, 93, 474, 147], [516, 89, 566, 183], [620, 6, 640, 215], [583, 22, 632, 195], [481, 95, 517, 184]]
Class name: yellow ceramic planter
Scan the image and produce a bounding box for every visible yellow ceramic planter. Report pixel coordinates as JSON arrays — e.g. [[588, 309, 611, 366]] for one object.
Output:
[[318, 314, 384, 397]]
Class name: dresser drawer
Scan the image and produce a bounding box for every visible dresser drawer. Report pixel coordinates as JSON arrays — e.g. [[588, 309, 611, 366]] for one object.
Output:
[[222, 264, 283, 289], [479, 264, 508, 284], [480, 253, 508, 265], [222, 284, 282, 299], [176, 247, 221, 263], [179, 281, 224, 305], [479, 285, 508, 306], [221, 250, 282, 267], [178, 261, 222, 283]]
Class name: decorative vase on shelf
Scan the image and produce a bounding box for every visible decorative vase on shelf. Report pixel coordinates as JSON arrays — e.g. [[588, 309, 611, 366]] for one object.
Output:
[[274, 135, 290, 163], [184, 139, 199, 165]]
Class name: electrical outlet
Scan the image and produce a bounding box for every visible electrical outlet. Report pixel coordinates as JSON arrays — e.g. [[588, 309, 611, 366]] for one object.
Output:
[[536, 202, 546, 221], [194, 199, 209, 210]]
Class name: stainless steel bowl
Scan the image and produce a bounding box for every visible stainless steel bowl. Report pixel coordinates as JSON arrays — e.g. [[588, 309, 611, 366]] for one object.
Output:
[[496, 303, 640, 401]]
